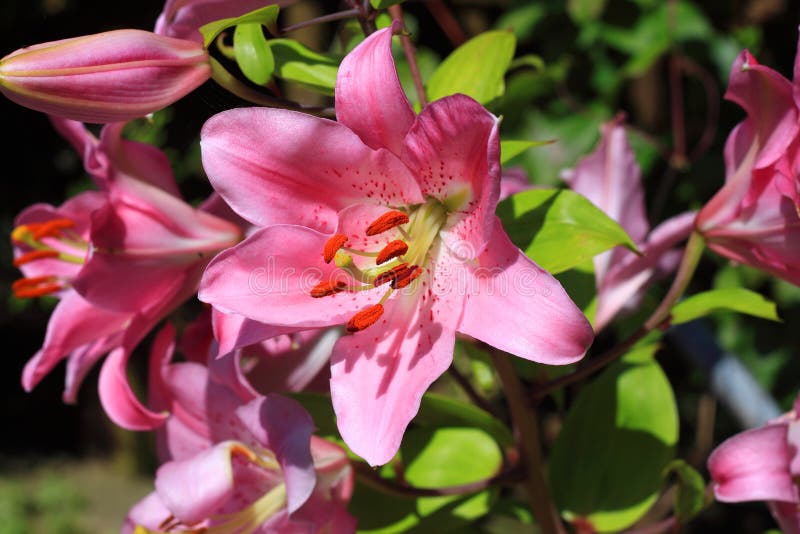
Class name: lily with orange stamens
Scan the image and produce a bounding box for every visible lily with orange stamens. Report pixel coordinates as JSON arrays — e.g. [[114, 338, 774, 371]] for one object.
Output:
[[14, 119, 243, 432], [199, 24, 594, 466]]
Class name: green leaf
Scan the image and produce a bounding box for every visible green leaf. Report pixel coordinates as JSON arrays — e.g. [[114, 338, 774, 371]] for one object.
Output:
[[426, 30, 516, 104], [350, 427, 500, 533], [567, 0, 608, 25], [670, 288, 781, 325], [664, 460, 707, 522], [233, 23, 274, 85], [500, 139, 554, 164], [269, 39, 339, 94], [199, 4, 279, 48], [549, 347, 678, 532], [370, 0, 404, 8], [496, 188, 638, 274]]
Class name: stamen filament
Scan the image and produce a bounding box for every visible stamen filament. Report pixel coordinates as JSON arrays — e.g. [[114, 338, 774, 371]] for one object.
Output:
[[342, 247, 379, 257]]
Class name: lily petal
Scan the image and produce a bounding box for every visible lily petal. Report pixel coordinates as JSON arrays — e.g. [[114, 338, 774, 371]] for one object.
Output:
[[457, 218, 594, 364], [199, 225, 383, 328], [708, 423, 798, 503], [336, 23, 414, 156], [402, 94, 501, 259], [200, 107, 423, 230]]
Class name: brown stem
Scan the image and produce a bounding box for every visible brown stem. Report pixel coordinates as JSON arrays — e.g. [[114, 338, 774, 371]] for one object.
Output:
[[489, 347, 563, 534], [389, 5, 428, 107], [280, 8, 361, 34], [446, 366, 501, 418], [667, 0, 686, 168], [353, 461, 523, 498], [425, 0, 467, 46]]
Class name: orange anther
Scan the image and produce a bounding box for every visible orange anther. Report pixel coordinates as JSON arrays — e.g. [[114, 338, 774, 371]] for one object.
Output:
[[12, 249, 60, 267], [310, 280, 347, 298], [365, 210, 409, 236], [323, 234, 348, 264], [30, 219, 76, 240], [373, 263, 409, 287], [12, 275, 57, 291], [12, 278, 62, 298], [346, 304, 384, 333], [392, 266, 422, 289], [376, 240, 409, 265]]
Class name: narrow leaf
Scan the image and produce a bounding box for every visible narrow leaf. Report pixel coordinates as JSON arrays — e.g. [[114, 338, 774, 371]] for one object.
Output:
[[496, 188, 638, 274], [427, 30, 516, 104], [670, 288, 781, 325], [664, 460, 708, 522], [199, 4, 279, 48], [234, 23, 274, 85], [269, 39, 339, 94]]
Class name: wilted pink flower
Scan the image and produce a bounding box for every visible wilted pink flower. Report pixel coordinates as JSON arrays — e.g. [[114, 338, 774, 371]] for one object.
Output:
[[198, 23, 594, 465], [562, 118, 695, 330], [125, 324, 355, 533], [696, 35, 800, 286], [0, 30, 210, 123], [708, 392, 800, 533], [13, 119, 241, 429]]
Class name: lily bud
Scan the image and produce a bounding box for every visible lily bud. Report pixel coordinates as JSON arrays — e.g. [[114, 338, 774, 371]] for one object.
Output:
[[0, 29, 210, 123]]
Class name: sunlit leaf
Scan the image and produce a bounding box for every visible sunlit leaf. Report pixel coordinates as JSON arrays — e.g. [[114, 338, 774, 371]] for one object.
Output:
[[549, 345, 678, 532], [497, 188, 638, 274], [664, 460, 708, 522], [233, 23, 273, 85], [670, 288, 781, 325], [427, 30, 516, 104], [500, 139, 554, 164], [269, 39, 339, 94], [199, 4, 279, 48]]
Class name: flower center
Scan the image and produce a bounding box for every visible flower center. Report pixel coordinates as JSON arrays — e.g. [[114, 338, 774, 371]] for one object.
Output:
[[10, 218, 87, 298], [312, 199, 448, 333]]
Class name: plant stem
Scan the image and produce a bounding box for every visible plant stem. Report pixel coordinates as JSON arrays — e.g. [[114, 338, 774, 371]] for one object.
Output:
[[353, 461, 523, 498], [425, 0, 467, 46], [535, 231, 705, 398], [490, 348, 563, 534], [446, 366, 500, 418], [280, 8, 360, 34], [389, 5, 428, 108]]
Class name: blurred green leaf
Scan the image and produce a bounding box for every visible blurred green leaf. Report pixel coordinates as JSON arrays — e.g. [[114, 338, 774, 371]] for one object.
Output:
[[234, 23, 274, 85], [567, 0, 608, 25], [427, 30, 516, 104], [497, 188, 638, 274], [500, 139, 554, 164], [664, 460, 707, 522], [671, 289, 781, 325], [199, 4, 279, 47], [549, 345, 678, 532], [494, 3, 548, 43], [269, 39, 339, 94]]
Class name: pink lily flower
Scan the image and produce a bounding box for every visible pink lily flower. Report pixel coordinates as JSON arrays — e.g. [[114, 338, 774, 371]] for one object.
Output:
[[696, 36, 800, 286], [562, 118, 695, 330], [156, 0, 295, 42], [13, 119, 242, 430], [125, 324, 355, 533], [198, 23, 594, 465], [708, 392, 800, 533], [0, 30, 210, 123]]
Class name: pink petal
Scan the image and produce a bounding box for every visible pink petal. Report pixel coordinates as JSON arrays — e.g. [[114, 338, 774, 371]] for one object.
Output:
[[402, 94, 501, 259], [98, 346, 169, 430], [594, 211, 696, 330], [708, 423, 799, 503], [156, 0, 291, 42], [562, 119, 649, 278], [499, 167, 532, 201], [725, 50, 798, 170], [200, 107, 422, 231], [330, 248, 465, 465], [199, 225, 383, 328], [155, 441, 249, 525], [123, 492, 173, 534], [770, 501, 800, 534], [335, 23, 414, 156], [62, 335, 121, 403], [235, 395, 316, 513], [213, 308, 299, 356], [457, 218, 594, 364], [21, 291, 131, 392]]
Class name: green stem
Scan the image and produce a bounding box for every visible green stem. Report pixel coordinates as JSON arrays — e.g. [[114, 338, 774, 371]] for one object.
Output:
[[490, 347, 563, 534]]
